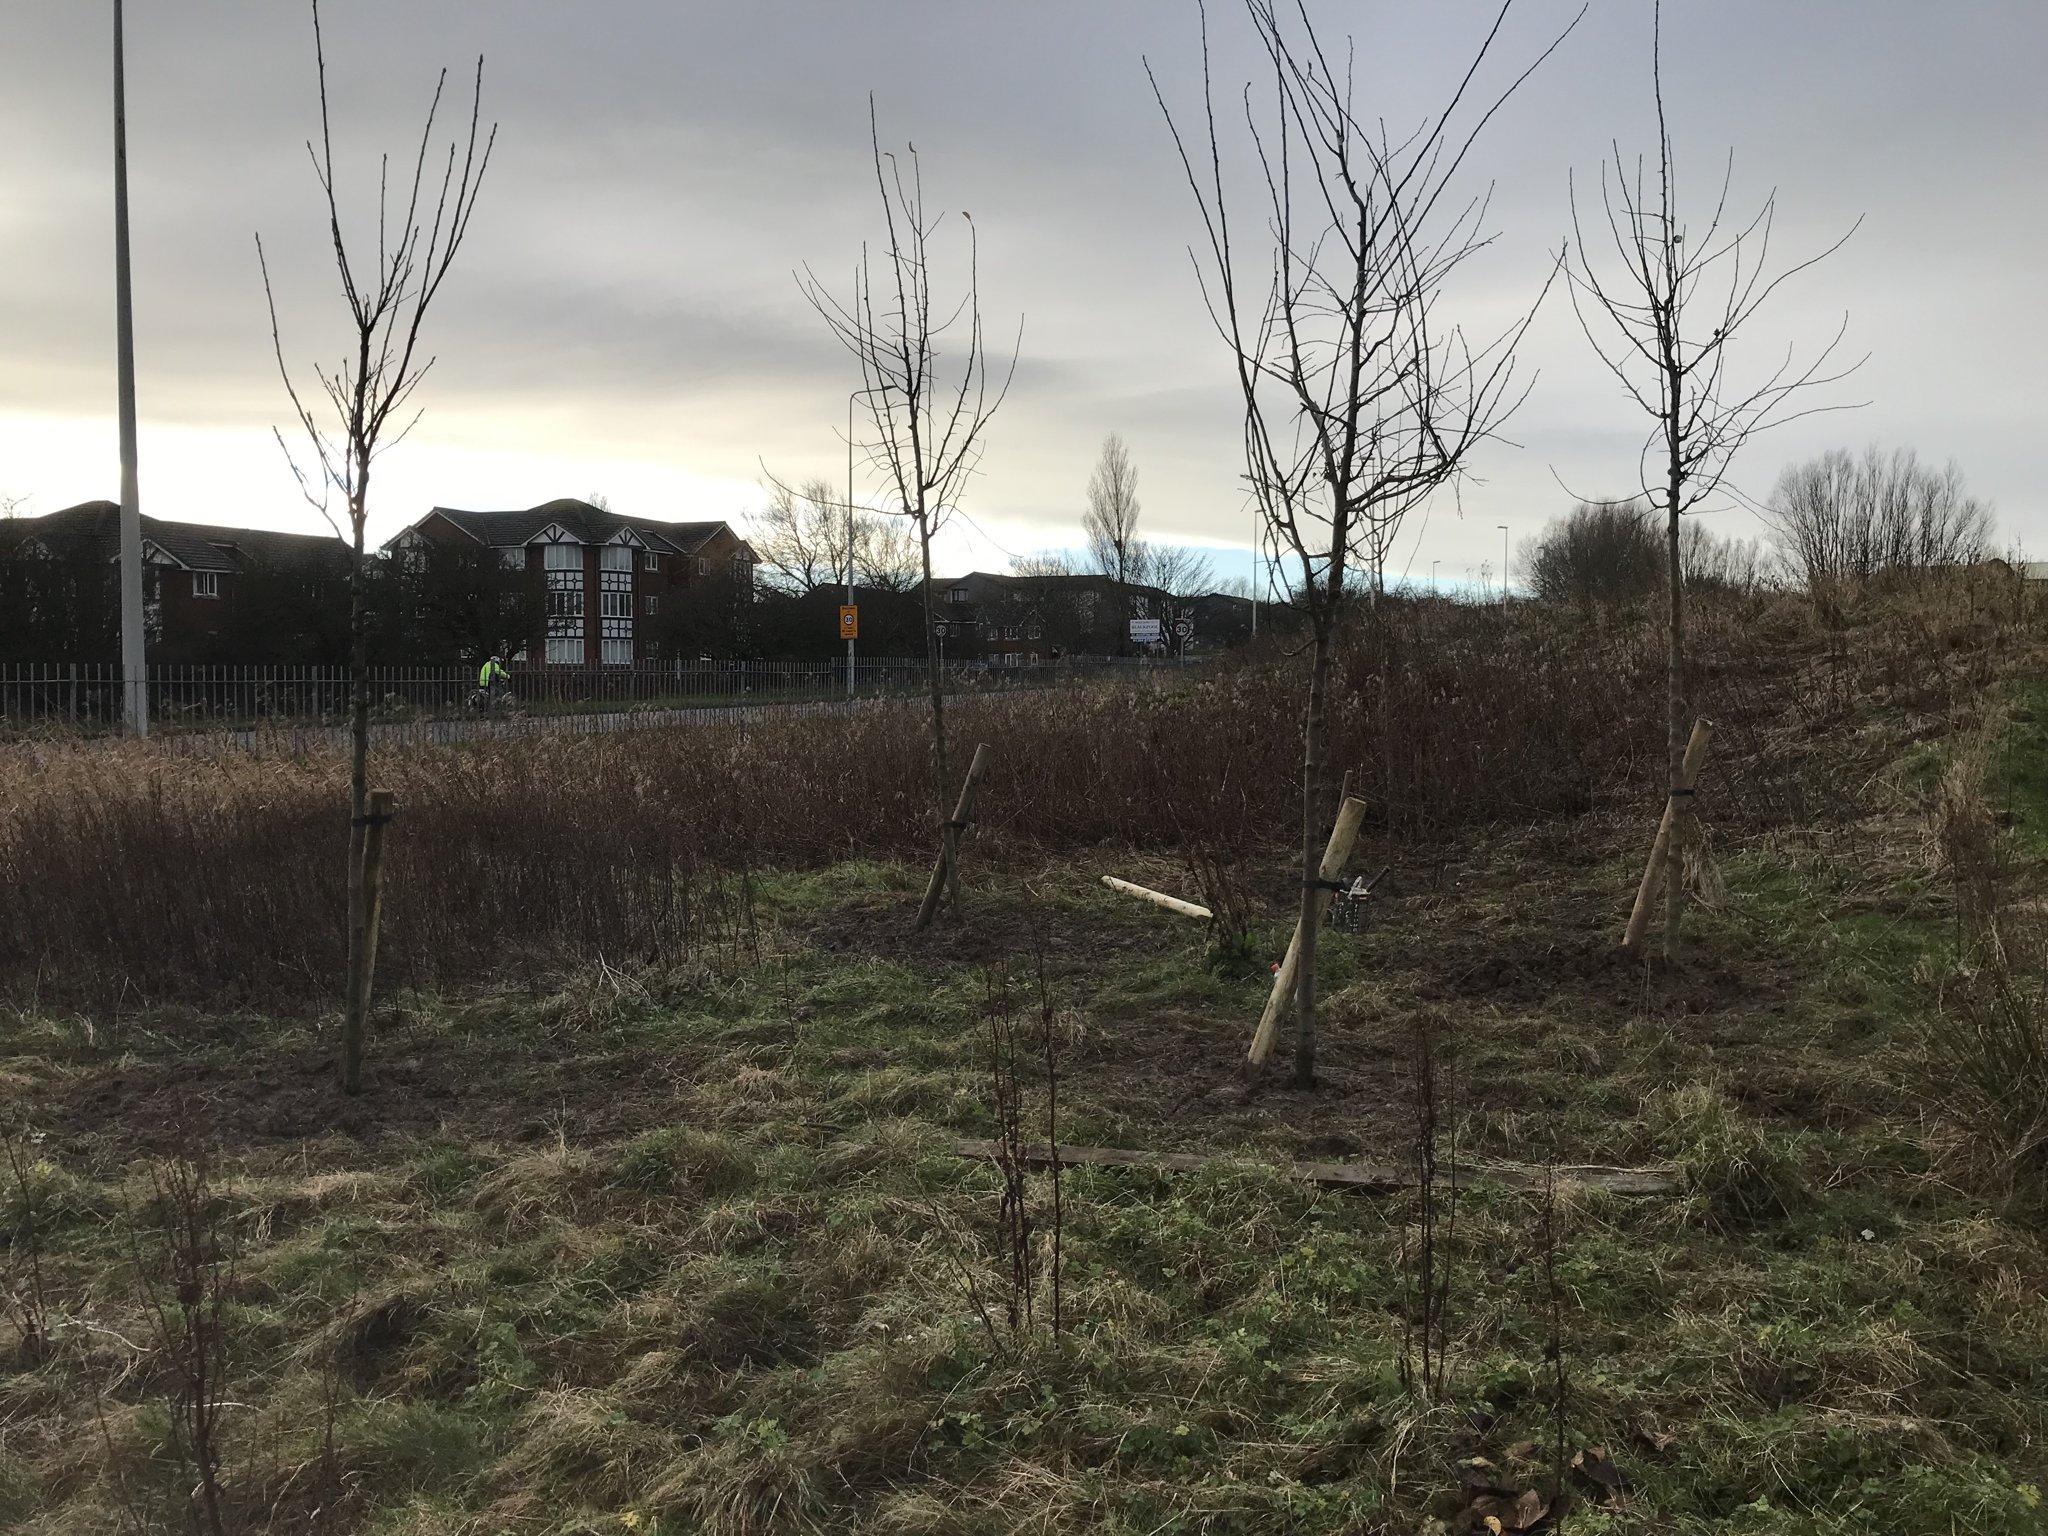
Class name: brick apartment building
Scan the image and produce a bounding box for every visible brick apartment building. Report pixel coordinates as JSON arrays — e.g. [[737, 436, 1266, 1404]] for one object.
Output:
[[0, 500, 348, 661], [387, 499, 757, 665]]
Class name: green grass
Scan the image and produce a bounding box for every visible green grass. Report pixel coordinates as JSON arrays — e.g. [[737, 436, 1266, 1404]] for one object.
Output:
[[6, 807, 2048, 1533]]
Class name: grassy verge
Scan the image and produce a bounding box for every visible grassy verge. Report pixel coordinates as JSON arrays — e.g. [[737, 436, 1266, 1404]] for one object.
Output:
[[6, 776, 2048, 1533]]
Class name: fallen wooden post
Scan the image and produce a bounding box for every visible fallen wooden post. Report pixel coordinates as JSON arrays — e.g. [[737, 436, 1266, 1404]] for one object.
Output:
[[1249, 794, 1368, 1068], [916, 743, 991, 931], [951, 1139, 1676, 1198], [1621, 718, 1715, 950], [1101, 875, 1213, 920]]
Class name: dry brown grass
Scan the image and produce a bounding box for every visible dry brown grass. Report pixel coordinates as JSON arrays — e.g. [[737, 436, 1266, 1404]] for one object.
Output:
[[0, 577, 2030, 1011]]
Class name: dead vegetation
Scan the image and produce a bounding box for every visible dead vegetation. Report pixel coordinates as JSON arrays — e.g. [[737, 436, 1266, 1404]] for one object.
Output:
[[0, 578, 2029, 1014]]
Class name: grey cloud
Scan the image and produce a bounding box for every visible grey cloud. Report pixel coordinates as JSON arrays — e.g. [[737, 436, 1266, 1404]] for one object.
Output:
[[3, 0, 2044, 556]]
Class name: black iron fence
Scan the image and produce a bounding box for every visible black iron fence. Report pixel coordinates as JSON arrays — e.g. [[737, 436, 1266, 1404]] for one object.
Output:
[[0, 655, 1197, 739]]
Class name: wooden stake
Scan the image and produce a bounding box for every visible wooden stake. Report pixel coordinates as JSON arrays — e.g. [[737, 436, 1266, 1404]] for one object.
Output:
[[916, 743, 990, 930], [1101, 876, 1213, 920], [1621, 718, 1713, 951], [1249, 794, 1367, 1067], [340, 788, 395, 1094]]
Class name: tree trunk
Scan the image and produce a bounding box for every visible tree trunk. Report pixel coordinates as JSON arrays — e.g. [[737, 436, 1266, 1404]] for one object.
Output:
[[341, 479, 371, 1094], [1293, 623, 1334, 1088], [916, 511, 957, 917], [1662, 435, 1687, 961]]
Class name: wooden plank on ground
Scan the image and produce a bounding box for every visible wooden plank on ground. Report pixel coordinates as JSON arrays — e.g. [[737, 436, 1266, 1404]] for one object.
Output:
[[950, 1138, 1676, 1198]]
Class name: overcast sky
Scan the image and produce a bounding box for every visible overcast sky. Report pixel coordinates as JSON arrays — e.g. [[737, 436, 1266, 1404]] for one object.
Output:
[[3, 2, 2042, 586]]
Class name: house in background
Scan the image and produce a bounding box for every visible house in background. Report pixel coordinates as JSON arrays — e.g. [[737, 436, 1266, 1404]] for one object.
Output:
[[928, 570, 1174, 662], [386, 499, 757, 664], [0, 501, 349, 662]]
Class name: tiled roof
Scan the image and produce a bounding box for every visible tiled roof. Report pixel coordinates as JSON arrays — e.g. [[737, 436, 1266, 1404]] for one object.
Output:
[[0, 502, 344, 572], [423, 500, 734, 557]]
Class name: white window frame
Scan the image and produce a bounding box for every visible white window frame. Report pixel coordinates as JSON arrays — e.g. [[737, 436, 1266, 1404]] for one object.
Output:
[[599, 544, 634, 664], [642, 550, 661, 572], [193, 571, 221, 599], [544, 542, 585, 664]]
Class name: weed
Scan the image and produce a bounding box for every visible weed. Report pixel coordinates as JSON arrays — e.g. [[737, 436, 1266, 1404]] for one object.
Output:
[[132, 1151, 235, 1536], [1, 1126, 52, 1368]]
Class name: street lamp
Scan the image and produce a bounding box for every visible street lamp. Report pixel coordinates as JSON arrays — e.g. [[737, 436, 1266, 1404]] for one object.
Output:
[[845, 392, 856, 700], [1431, 558, 1440, 595], [1497, 524, 1509, 608], [113, 0, 147, 735]]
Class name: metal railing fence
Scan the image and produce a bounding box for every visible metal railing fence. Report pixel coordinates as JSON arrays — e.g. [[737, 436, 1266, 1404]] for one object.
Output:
[[0, 655, 1197, 738]]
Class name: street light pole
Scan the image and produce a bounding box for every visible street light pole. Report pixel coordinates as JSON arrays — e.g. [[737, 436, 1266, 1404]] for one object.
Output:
[[113, 0, 147, 736], [1249, 501, 1259, 640], [1497, 524, 1509, 609], [845, 393, 856, 700], [1431, 558, 1440, 594]]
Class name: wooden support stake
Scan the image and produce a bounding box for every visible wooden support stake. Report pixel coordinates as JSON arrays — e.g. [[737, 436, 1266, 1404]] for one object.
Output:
[[916, 743, 991, 930], [341, 789, 395, 1094], [951, 1138, 1676, 1198], [1621, 718, 1714, 950], [1249, 795, 1368, 1067], [1101, 875, 1213, 920]]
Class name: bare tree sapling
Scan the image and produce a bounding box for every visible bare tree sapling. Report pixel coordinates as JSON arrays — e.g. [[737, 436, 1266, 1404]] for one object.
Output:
[[258, 0, 495, 1092], [1565, 0, 1859, 959], [1152, 0, 1572, 1085], [799, 100, 1019, 927]]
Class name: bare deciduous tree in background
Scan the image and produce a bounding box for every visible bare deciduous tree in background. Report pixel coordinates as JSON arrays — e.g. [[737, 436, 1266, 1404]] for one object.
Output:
[[800, 101, 1019, 925], [1524, 498, 1768, 606], [259, 0, 494, 1093], [1152, 0, 1570, 1086], [754, 475, 924, 595], [1084, 433, 1146, 652], [1147, 543, 1217, 654], [1009, 551, 1077, 578], [1762, 445, 1991, 596], [1565, 0, 1859, 960]]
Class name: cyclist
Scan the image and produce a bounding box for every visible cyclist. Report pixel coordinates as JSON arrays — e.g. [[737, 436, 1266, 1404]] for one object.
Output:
[[476, 653, 512, 712]]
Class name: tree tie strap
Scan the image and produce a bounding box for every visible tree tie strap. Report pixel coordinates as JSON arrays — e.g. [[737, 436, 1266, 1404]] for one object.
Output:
[[1667, 788, 1696, 799], [945, 818, 974, 831], [351, 812, 396, 829]]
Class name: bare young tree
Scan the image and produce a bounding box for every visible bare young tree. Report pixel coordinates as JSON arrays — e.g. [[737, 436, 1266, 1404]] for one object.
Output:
[[1084, 433, 1146, 650], [799, 99, 1018, 926], [1565, 0, 1859, 959], [258, 0, 494, 1093], [1152, 0, 1570, 1086]]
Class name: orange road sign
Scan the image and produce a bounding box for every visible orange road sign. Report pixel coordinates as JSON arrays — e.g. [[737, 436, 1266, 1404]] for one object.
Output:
[[838, 605, 859, 639]]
